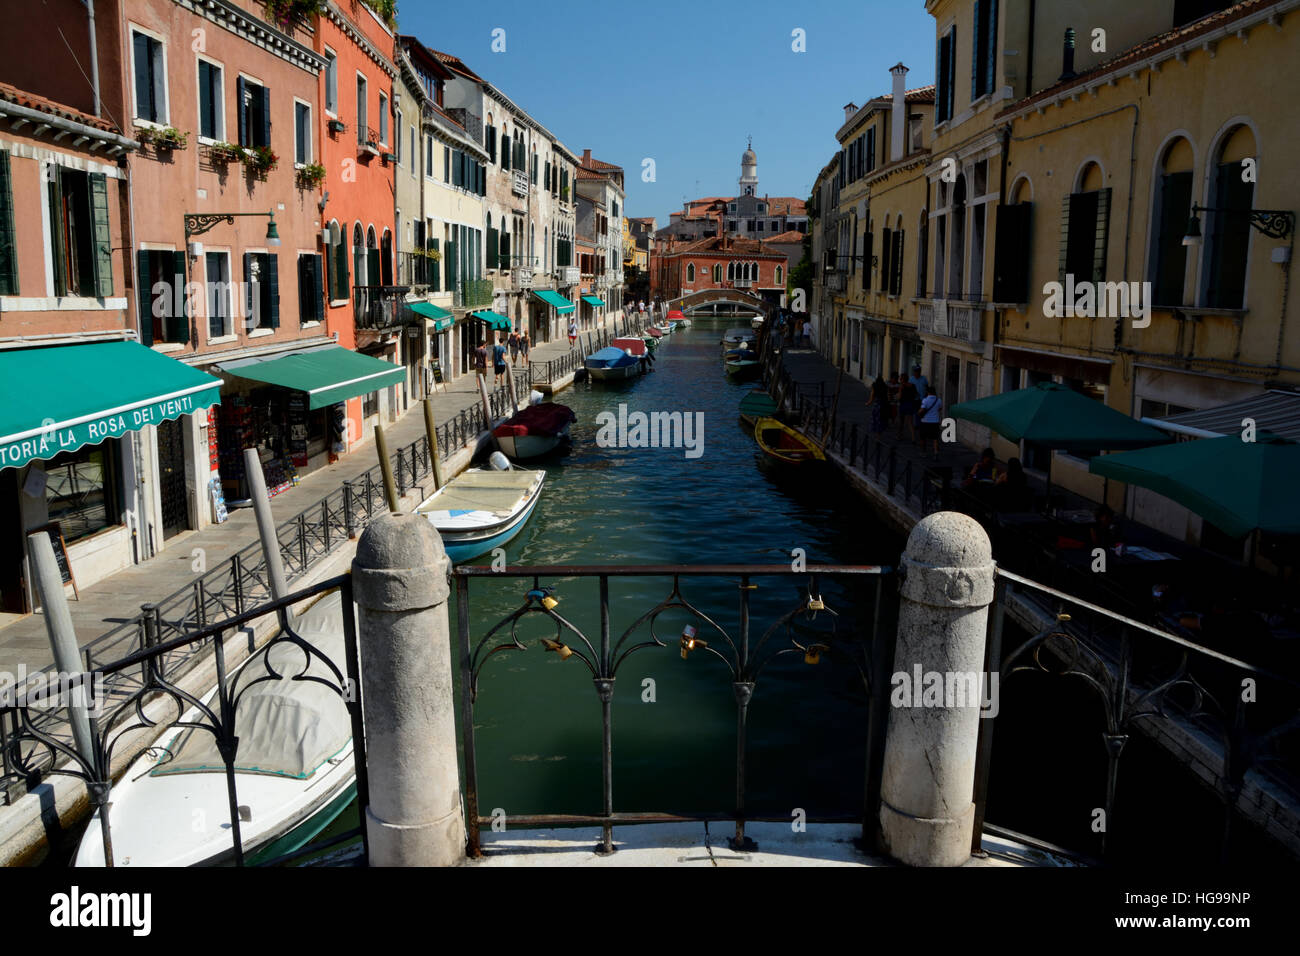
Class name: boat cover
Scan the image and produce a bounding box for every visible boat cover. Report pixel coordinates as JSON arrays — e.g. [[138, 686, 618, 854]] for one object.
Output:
[[643, 327, 663, 338], [150, 592, 353, 779], [586, 347, 640, 369], [415, 468, 540, 521], [610, 337, 647, 356], [739, 393, 778, 418], [493, 402, 576, 438]]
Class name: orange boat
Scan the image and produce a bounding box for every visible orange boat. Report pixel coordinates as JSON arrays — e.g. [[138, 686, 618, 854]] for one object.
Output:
[[754, 418, 826, 464]]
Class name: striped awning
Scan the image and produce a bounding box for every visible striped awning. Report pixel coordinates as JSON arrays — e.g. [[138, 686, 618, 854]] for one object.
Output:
[[1150, 390, 1300, 441]]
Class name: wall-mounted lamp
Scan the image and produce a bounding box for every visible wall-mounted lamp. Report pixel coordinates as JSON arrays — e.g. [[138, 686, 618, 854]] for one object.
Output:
[[184, 211, 281, 246], [1183, 204, 1295, 246]]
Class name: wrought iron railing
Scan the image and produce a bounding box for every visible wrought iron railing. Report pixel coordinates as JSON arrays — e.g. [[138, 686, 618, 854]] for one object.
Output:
[[353, 284, 413, 330], [453, 564, 897, 856], [0, 375, 527, 804], [398, 252, 439, 289], [0, 574, 367, 867]]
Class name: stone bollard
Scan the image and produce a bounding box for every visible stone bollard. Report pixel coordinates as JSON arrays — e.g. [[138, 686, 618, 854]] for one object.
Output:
[[879, 512, 995, 866], [352, 513, 465, 866]]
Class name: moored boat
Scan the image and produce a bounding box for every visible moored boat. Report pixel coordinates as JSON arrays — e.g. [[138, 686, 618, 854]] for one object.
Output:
[[74, 591, 357, 867], [585, 345, 643, 381], [667, 309, 690, 327], [722, 327, 755, 350], [415, 457, 546, 563], [724, 354, 761, 380], [492, 402, 576, 459], [642, 326, 663, 339], [738, 390, 779, 426], [750, 315, 765, 330], [610, 336, 647, 357], [754, 417, 826, 464]]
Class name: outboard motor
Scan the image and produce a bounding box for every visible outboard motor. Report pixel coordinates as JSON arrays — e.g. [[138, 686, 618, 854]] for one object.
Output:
[[489, 451, 511, 471], [529, 390, 545, 405]]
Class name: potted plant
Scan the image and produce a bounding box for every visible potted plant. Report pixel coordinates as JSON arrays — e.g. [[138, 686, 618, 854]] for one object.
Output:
[[263, 0, 326, 31], [246, 145, 279, 176], [296, 161, 326, 189], [207, 141, 244, 164], [417, 245, 441, 262], [328, 118, 347, 134], [140, 126, 188, 150], [560, 184, 570, 201]]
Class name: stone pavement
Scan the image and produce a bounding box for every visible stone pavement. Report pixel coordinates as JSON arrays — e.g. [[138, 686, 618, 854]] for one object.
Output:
[[0, 310, 643, 675]]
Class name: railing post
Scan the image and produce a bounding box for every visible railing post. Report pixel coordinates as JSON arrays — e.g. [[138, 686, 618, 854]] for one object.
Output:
[[343, 481, 355, 538], [879, 512, 995, 866], [850, 423, 859, 467], [352, 513, 465, 866]]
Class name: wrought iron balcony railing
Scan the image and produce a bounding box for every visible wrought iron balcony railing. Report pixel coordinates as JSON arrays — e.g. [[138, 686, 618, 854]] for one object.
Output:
[[398, 251, 440, 289], [353, 284, 414, 330]]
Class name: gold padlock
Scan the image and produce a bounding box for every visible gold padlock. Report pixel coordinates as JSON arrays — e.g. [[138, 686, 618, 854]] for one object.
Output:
[[542, 595, 559, 610], [807, 596, 825, 611]]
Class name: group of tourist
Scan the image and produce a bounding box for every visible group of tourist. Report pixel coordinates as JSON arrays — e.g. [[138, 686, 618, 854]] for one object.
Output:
[[864, 364, 944, 457], [473, 329, 531, 385]]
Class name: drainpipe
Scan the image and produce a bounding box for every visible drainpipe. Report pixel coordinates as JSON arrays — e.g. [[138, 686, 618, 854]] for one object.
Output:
[[84, 0, 101, 117]]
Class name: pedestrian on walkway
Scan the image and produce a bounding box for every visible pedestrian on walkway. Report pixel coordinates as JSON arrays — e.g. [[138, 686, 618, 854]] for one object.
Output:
[[508, 329, 520, 364], [919, 386, 943, 458], [568, 318, 578, 347], [908, 364, 930, 442], [492, 335, 509, 385], [896, 371, 918, 441], [474, 338, 489, 379], [866, 375, 889, 434], [520, 330, 530, 360]]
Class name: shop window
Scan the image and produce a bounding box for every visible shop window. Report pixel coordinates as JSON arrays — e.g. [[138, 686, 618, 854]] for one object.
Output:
[[206, 251, 232, 339], [131, 29, 167, 124], [236, 76, 270, 149], [49, 167, 114, 298], [363, 390, 379, 420], [138, 249, 188, 345], [44, 442, 122, 543], [243, 252, 280, 329]]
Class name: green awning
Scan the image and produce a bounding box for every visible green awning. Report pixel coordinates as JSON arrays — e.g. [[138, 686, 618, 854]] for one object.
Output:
[[532, 290, 575, 314], [410, 301, 454, 330], [581, 295, 605, 307], [220, 345, 405, 410], [470, 310, 512, 331], [0, 340, 222, 470], [949, 382, 1171, 451]]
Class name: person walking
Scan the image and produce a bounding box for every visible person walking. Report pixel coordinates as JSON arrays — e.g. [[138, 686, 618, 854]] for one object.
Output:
[[473, 338, 489, 381], [520, 330, 530, 361], [866, 375, 890, 434], [492, 334, 509, 385], [896, 371, 918, 441], [568, 318, 578, 347], [508, 329, 521, 365], [918, 385, 943, 458], [908, 364, 930, 443]]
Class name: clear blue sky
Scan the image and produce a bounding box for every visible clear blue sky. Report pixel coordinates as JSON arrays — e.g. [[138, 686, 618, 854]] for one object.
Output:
[[401, 0, 936, 225]]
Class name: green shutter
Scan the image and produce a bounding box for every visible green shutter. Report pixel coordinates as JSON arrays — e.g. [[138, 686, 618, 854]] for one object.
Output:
[[1092, 187, 1111, 283], [1153, 172, 1192, 306], [236, 76, 248, 146], [267, 253, 280, 328], [0, 151, 16, 295], [445, 238, 456, 291], [487, 227, 499, 268], [89, 172, 113, 298], [971, 0, 982, 100], [333, 237, 349, 301], [313, 254, 325, 321], [47, 169, 66, 295], [136, 249, 153, 346], [430, 238, 440, 293], [986, 0, 998, 98], [169, 250, 189, 344]]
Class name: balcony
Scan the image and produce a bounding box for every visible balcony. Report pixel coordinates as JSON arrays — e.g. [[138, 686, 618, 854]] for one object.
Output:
[[353, 285, 413, 330], [918, 299, 983, 345], [555, 265, 580, 285], [455, 278, 494, 310], [825, 273, 846, 293], [398, 251, 438, 290], [512, 169, 529, 197], [733, 277, 753, 290], [357, 126, 380, 160]]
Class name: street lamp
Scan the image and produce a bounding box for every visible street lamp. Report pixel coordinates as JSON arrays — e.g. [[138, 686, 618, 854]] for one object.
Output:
[[184, 211, 282, 246], [1182, 204, 1295, 246]]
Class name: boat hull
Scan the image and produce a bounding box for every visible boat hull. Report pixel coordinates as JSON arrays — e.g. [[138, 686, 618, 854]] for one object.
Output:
[[587, 362, 641, 381], [418, 469, 546, 564], [754, 417, 826, 464], [725, 360, 761, 380], [494, 427, 568, 460]]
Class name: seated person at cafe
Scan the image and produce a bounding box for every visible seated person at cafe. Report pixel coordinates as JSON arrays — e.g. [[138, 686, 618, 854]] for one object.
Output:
[[962, 448, 1000, 488], [1090, 505, 1120, 549], [993, 457, 1032, 512]]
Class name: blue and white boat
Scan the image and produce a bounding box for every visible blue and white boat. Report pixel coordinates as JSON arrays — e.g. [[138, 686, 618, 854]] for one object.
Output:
[[415, 454, 546, 564], [584, 346, 643, 381]]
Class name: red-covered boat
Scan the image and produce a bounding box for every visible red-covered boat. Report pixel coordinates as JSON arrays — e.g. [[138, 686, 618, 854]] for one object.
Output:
[[492, 402, 577, 459]]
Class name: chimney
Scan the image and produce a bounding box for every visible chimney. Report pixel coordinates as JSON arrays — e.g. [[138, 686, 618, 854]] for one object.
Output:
[[843, 102, 857, 123], [582, 148, 592, 166], [890, 62, 909, 163], [1059, 28, 1077, 82]]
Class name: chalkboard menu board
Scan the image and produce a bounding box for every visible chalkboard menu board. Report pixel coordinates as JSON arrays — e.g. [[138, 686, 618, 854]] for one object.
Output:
[[287, 392, 309, 467], [31, 521, 79, 601], [431, 360, 445, 385]]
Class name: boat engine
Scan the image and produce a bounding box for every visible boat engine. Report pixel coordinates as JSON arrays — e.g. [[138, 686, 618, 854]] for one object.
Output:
[[488, 451, 512, 471]]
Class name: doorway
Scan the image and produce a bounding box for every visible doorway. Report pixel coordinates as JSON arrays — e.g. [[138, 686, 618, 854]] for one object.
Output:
[[157, 417, 189, 540], [0, 470, 26, 613], [944, 355, 961, 407]]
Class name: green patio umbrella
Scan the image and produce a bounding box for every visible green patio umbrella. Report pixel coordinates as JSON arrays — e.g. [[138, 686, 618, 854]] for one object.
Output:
[[1088, 433, 1300, 538], [949, 382, 1171, 450]]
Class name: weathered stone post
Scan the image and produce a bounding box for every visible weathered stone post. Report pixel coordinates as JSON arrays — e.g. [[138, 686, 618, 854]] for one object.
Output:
[[352, 513, 465, 866], [879, 512, 995, 867]]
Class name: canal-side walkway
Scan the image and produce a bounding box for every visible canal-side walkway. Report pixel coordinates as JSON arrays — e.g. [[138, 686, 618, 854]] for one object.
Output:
[[0, 310, 641, 675]]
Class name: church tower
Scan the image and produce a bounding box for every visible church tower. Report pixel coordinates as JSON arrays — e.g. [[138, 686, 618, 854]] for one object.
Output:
[[739, 137, 758, 197]]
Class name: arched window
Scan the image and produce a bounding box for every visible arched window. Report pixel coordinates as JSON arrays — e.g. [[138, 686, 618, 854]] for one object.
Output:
[[380, 228, 393, 285], [1150, 137, 1194, 306], [1201, 124, 1256, 309], [712, 264, 722, 282], [775, 264, 783, 285], [687, 262, 695, 282], [727, 262, 735, 281]]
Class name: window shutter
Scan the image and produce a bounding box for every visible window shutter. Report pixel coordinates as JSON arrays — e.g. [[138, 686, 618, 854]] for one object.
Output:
[[267, 254, 280, 328], [917, 218, 929, 296], [502, 135, 510, 170], [312, 254, 325, 322], [169, 250, 189, 344], [935, 33, 946, 123], [487, 227, 499, 268], [89, 173, 113, 298], [1153, 172, 1192, 306], [297, 254, 308, 322], [1092, 187, 1111, 283], [880, 227, 891, 291], [864, 228, 874, 291], [244, 251, 256, 324], [47, 169, 66, 296], [891, 229, 904, 295], [0, 151, 18, 295], [971, 0, 982, 101], [260, 86, 271, 148], [236, 76, 248, 146], [445, 238, 457, 290], [367, 247, 380, 287], [986, 0, 998, 98], [948, 27, 957, 119], [430, 238, 440, 292], [993, 202, 1031, 303], [133, 33, 152, 119], [1058, 193, 1073, 284], [1208, 163, 1253, 309], [136, 250, 153, 346]]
